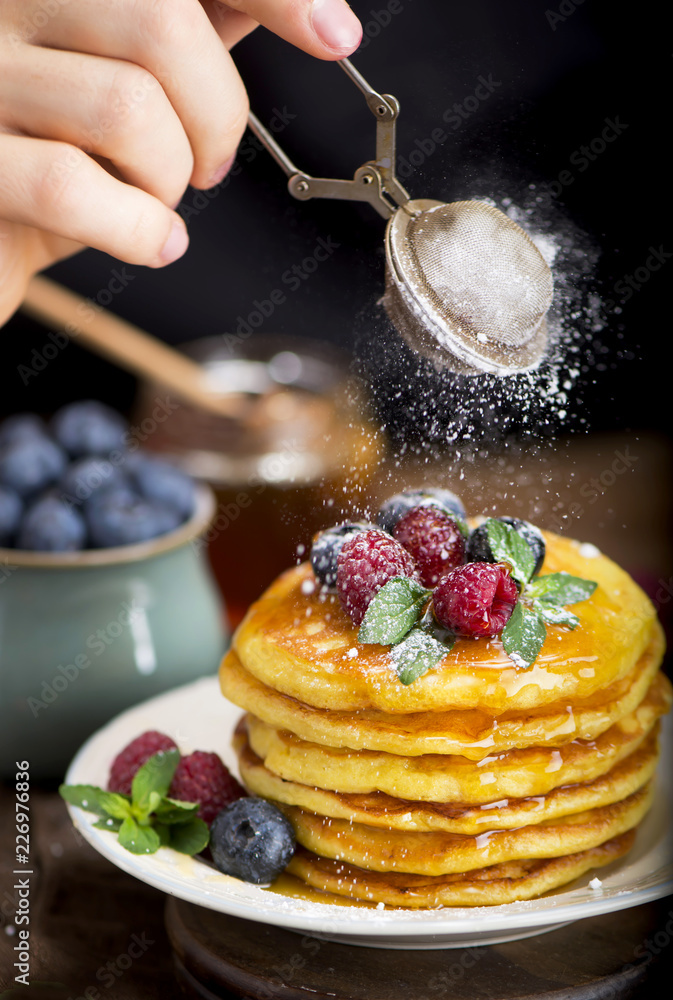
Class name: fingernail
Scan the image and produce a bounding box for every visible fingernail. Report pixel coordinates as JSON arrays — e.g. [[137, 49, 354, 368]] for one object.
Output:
[[160, 219, 189, 265], [311, 0, 362, 53], [209, 155, 236, 188]]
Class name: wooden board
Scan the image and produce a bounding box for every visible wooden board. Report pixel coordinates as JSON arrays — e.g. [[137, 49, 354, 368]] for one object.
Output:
[[165, 893, 673, 1000]]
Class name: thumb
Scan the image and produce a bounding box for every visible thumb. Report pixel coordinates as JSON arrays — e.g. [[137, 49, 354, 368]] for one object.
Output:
[[216, 0, 362, 59]]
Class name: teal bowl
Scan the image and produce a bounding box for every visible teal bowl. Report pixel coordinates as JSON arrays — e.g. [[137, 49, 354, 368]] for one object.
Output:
[[0, 486, 227, 778]]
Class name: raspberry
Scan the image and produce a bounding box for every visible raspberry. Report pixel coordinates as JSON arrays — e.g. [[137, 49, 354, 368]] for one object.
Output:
[[432, 563, 518, 638], [377, 488, 466, 534], [168, 751, 246, 826], [336, 528, 418, 626], [310, 522, 373, 588], [394, 507, 465, 587], [108, 731, 177, 795]]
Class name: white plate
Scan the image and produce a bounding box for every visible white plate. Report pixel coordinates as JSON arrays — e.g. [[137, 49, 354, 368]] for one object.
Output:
[[64, 676, 673, 950]]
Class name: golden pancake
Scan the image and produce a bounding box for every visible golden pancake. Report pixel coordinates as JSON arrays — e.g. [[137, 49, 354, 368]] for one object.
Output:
[[269, 873, 380, 907], [220, 622, 664, 758], [241, 671, 671, 802], [277, 784, 652, 876], [233, 532, 656, 714], [221, 509, 668, 909], [285, 832, 636, 908], [236, 723, 660, 834]]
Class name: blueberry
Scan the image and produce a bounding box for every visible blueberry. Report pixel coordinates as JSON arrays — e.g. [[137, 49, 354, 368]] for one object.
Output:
[[376, 489, 466, 534], [131, 455, 195, 520], [466, 517, 546, 577], [16, 494, 86, 552], [59, 458, 128, 508], [310, 521, 374, 587], [210, 798, 296, 885], [86, 491, 180, 548], [51, 400, 127, 457], [0, 486, 23, 544], [0, 436, 67, 497], [0, 413, 48, 446], [87, 484, 139, 510]]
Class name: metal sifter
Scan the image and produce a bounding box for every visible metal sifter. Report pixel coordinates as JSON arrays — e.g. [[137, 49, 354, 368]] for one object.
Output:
[[248, 59, 553, 376]]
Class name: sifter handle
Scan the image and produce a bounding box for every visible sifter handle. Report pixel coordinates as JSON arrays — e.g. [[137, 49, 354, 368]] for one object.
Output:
[[338, 58, 398, 120], [247, 58, 410, 219], [247, 111, 300, 179]]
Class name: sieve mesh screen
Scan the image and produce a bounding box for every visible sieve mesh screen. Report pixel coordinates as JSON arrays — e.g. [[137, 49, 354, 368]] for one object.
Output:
[[405, 202, 552, 346], [384, 200, 554, 374]]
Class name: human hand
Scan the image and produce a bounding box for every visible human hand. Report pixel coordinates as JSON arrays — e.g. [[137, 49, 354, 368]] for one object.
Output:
[[0, 0, 362, 327]]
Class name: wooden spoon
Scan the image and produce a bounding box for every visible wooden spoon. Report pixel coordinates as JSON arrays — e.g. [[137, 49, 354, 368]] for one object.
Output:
[[21, 275, 242, 418]]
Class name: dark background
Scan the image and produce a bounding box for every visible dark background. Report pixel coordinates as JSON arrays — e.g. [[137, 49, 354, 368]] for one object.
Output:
[[1, 12, 672, 989], [0, 0, 669, 440]]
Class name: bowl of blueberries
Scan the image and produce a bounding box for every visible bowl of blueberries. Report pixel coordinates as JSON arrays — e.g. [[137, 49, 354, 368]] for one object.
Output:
[[0, 401, 227, 778]]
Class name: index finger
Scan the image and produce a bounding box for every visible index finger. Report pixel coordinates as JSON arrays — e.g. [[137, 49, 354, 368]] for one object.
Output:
[[218, 0, 362, 58], [32, 0, 250, 191]]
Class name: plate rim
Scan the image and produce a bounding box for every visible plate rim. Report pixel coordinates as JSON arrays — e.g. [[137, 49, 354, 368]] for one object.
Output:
[[64, 675, 673, 942]]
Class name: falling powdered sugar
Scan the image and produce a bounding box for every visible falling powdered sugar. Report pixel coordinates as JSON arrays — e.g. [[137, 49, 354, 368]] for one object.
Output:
[[354, 182, 602, 460]]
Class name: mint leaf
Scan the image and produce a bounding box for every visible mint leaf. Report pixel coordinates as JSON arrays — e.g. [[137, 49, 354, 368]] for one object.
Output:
[[92, 816, 123, 833], [358, 577, 431, 645], [132, 789, 163, 823], [169, 818, 210, 856], [59, 784, 116, 817], [534, 600, 580, 629], [390, 628, 451, 685], [60, 759, 206, 856], [154, 798, 200, 825], [418, 604, 456, 645], [155, 823, 171, 847], [117, 817, 161, 855], [59, 784, 132, 820], [96, 791, 135, 820], [131, 748, 180, 813], [501, 602, 547, 669], [486, 520, 536, 587], [526, 572, 597, 606]]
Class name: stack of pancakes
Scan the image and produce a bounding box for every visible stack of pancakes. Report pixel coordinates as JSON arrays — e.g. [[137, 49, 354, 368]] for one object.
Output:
[[219, 530, 670, 907]]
